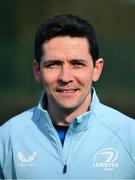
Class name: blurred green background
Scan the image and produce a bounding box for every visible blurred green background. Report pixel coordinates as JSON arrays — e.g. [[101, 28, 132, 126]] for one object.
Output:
[[0, 0, 135, 125]]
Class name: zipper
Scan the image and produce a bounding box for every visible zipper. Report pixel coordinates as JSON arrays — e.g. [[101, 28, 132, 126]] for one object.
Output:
[[62, 123, 78, 174], [45, 111, 78, 175], [63, 163, 67, 174]]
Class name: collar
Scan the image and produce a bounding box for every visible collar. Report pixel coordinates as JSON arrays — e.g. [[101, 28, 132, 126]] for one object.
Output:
[[34, 87, 104, 131]]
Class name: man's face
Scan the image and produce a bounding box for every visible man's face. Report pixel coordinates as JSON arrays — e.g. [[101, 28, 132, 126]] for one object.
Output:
[[34, 36, 103, 111]]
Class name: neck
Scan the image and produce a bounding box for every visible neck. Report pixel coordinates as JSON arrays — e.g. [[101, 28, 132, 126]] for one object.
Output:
[[47, 93, 91, 126]]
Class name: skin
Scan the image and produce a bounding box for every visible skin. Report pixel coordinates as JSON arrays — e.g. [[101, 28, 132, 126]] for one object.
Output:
[[33, 36, 104, 126]]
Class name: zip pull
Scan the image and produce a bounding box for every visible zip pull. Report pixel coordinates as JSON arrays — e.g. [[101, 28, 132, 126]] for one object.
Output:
[[63, 163, 67, 174]]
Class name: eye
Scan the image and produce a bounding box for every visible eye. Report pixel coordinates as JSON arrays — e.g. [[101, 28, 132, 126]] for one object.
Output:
[[72, 62, 86, 68], [46, 63, 58, 69], [44, 61, 61, 69]]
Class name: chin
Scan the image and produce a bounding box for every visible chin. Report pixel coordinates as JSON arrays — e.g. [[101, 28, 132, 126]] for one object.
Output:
[[57, 102, 80, 112]]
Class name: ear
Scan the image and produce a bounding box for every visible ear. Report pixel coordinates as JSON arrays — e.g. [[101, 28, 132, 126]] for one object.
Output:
[[33, 60, 41, 82], [92, 58, 104, 82]]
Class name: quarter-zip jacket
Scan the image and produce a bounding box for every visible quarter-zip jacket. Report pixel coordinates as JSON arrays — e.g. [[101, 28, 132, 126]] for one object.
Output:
[[0, 89, 135, 179]]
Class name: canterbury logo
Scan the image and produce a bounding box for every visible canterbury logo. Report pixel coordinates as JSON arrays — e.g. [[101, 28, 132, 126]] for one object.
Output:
[[18, 152, 37, 163]]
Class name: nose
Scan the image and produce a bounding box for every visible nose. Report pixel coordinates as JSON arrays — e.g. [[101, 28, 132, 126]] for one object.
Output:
[[58, 65, 73, 84]]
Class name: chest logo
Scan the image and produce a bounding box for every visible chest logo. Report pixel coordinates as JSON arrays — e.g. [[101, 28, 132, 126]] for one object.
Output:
[[18, 152, 37, 166], [92, 148, 119, 170]]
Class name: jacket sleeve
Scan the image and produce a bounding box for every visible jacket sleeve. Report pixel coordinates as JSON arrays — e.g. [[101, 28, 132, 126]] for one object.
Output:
[[0, 123, 11, 179], [0, 126, 5, 179]]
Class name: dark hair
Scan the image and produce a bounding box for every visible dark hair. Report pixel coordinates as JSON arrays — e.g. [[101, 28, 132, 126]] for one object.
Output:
[[34, 14, 99, 65]]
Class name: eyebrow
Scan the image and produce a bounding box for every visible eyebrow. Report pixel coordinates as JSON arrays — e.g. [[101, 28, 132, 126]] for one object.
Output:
[[43, 59, 87, 65], [42, 60, 62, 66], [70, 59, 87, 63]]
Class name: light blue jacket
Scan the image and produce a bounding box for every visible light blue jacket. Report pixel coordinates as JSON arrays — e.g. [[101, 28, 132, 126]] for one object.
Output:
[[0, 90, 135, 179]]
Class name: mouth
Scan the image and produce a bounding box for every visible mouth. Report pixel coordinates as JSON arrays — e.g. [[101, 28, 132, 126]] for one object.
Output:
[[56, 88, 79, 94]]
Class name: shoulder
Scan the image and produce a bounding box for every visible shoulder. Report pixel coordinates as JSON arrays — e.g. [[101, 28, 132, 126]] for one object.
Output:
[[99, 103, 135, 125], [0, 107, 36, 141], [96, 101, 135, 137], [97, 103, 135, 133]]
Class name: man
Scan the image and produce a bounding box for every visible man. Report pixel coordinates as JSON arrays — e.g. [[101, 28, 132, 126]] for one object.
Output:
[[0, 14, 135, 179]]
